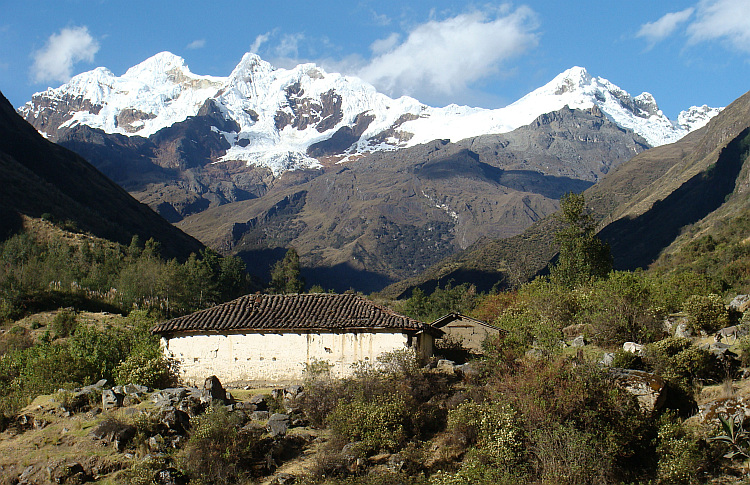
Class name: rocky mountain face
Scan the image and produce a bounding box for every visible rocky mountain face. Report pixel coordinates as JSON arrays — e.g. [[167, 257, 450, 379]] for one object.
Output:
[[0, 90, 203, 260], [379, 88, 750, 298], [176, 105, 649, 292], [14, 52, 721, 292]]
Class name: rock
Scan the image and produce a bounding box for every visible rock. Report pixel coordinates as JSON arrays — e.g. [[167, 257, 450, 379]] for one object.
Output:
[[525, 348, 544, 360], [622, 342, 644, 355], [730, 294, 750, 313], [148, 434, 165, 452], [151, 388, 188, 408], [101, 389, 122, 411], [284, 385, 304, 400], [122, 394, 141, 407], [600, 352, 615, 366], [609, 368, 666, 414], [250, 393, 269, 410], [251, 410, 270, 421], [153, 467, 188, 485], [160, 408, 190, 435], [436, 359, 456, 374], [269, 472, 296, 485], [699, 396, 750, 423], [571, 335, 587, 347], [201, 376, 227, 404], [90, 419, 136, 450], [368, 453, 392, 464], [123, 383, 149, 395], [47, 461, 86, 484], [663, 313, 689, 335], [18, 465, 34, 482], [387, 453, 406, 472], [233, 401, 255, 411], [674, 322, 693, 339], [267, 413, 290, 437], [455, 362, 478, 378]]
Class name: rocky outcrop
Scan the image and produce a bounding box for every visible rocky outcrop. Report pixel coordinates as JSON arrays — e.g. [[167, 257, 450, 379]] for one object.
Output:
[[609, 368, 666, 414]]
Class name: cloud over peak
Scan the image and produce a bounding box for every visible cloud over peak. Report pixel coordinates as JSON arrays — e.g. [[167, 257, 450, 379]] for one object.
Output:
[[356, 5, 539, 103], [31, 26, 99, 84]]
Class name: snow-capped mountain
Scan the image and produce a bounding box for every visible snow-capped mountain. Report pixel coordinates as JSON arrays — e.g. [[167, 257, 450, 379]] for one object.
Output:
[[19, 52, 720, 175]]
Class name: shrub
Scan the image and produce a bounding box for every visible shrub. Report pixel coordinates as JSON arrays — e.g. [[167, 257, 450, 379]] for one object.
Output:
[[115, 351, 178, 389], [683, 294, 730, 333], [610, 349, 644, 370], [531, 423, 610, 485], [52, 309, 78, 338], [327, 394, 410, 455], [643, 337, 715, 390], [0, 326, 33, 356], [301, 359, 343, 428], [579, 271, 662, 345], [178, 405, 266, 484], [445, 401, 524, 466], [655, 412, 713, 484]]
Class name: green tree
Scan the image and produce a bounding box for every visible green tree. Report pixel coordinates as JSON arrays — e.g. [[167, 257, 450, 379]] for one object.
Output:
[[550, 192, 611, 288], [269, 248, 305, 294]]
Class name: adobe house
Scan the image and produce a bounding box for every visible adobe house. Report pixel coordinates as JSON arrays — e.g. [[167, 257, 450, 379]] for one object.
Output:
[[429, 312, 503, 355], [151, 293, 441, 386]]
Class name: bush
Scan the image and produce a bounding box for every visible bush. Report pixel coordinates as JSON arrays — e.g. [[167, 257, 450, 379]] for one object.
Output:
[[531, 423, 610, 485], [115, 351, 178, 389], [655, 412, 713, 484], [52, 309, 78, 338], [327, 394, 410, 455], [178, 405, 266, 484], [683, 294, 730, 333], [610, 349, 644, 370], [301, 359, 343, 428], [580, 271, 663, 345], [445, 401, 524, 467], [643, 337, 715, 390]]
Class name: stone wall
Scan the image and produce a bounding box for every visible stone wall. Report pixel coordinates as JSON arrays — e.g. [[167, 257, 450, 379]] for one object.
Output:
[[440, 317, 501, 353], [161, 330, 415, 386]]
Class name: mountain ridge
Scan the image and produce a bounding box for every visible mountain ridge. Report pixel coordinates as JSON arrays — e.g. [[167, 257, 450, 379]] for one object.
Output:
[[0, 90, 204, 260], [19, 52, 720, 176]]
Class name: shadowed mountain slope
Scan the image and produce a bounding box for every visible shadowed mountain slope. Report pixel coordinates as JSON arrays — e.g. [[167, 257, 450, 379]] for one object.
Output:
[[0, 91, 203, 260], [378, 89, 750, 299]]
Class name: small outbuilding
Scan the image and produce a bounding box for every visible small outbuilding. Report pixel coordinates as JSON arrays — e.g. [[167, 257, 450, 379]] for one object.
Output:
[[429, 312, 503, 354], [151, 293, 441, 386]]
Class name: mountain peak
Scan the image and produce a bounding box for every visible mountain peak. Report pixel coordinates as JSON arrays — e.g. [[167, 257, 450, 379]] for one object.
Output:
[[552, 66, 593, 94], [123, 51, 188, 79], [18, 54, 722, 174]]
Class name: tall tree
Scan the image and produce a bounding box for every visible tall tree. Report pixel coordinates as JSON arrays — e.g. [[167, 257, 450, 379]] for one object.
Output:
[[550, 192, 611, 288], [269, 248, 305, 294]]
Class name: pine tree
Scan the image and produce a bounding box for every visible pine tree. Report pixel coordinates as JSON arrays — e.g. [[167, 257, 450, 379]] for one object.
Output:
[[550, 192, 611, 288], [269, 248, 305, 294]]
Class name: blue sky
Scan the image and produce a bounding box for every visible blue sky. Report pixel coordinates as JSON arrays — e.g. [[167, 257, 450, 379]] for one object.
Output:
[[1, 0, 749, 119]]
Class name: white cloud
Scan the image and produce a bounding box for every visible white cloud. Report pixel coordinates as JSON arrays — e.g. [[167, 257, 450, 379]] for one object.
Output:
[[31, 26, 99, 84], [274, 33, 305, 59], [186, 39, 206, 50], [687, 0, 750, 52], [250, 32, 270, 54], [355, 6, 539, 101], [636, 8, 694, 44], [370, 33, 400, 55]]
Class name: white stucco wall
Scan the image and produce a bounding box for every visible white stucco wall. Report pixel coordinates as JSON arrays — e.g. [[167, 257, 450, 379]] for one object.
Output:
[[161, 330, 414, 386]]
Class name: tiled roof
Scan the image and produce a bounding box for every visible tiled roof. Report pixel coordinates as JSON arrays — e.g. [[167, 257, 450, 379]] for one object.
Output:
[[151, 293, 435, 335], [429, 312, 502, 331]]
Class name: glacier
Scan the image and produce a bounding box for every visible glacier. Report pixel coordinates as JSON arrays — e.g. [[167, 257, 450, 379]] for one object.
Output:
[[18, 52, 722, 176]]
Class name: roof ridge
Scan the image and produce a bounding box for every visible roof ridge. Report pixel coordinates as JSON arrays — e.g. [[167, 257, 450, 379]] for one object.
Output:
[[151, 293, 431, 335]]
